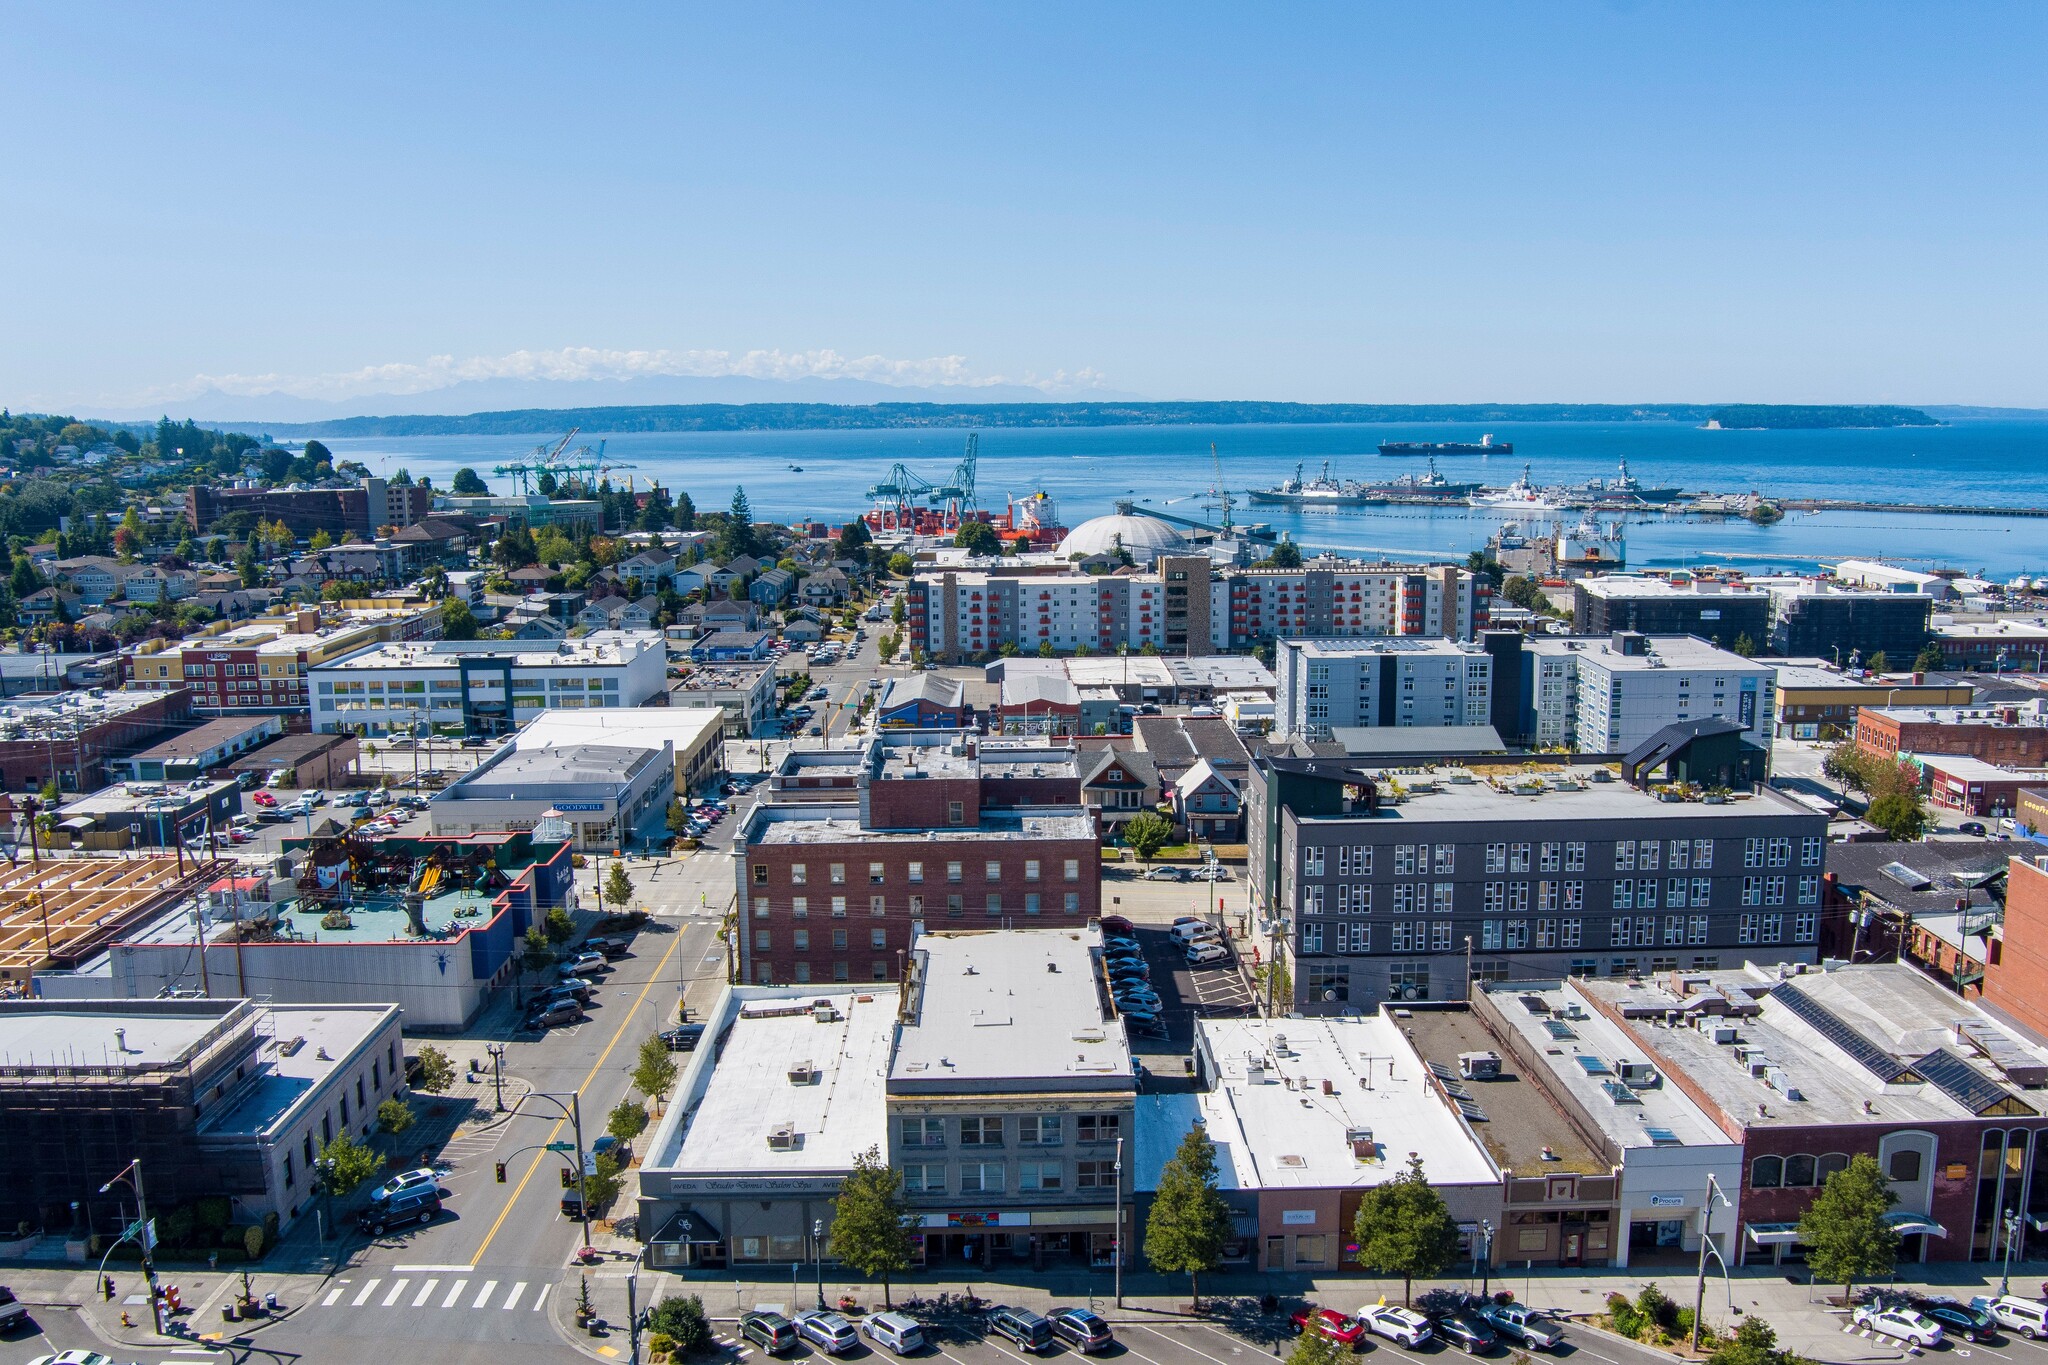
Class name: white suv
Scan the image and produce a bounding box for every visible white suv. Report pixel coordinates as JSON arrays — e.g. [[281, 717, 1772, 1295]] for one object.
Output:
[[1357, 1305, 1433, 1347]]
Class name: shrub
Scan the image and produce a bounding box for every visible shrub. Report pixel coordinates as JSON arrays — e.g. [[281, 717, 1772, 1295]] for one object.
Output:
[[648, 1294, 712, 1355]]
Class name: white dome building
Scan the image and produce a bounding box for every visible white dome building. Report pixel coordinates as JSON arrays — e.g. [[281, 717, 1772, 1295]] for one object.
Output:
[[1055, 501, 1189, 566]]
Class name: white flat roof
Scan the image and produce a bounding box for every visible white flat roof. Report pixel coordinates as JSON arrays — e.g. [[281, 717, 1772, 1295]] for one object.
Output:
[[316, 630, 660, 671], [893, 929, 1132, 1089], [513, 706, 725, 754], [1135, 1015, 1498, 1192], [666, 988, 894, 1175]]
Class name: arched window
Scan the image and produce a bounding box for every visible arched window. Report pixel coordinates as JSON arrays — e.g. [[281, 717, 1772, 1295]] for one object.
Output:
[[1816, 1153, 1850, 1183], [1751, 1155, 1783, 1189], [1784, 1154, 1818, 1188]]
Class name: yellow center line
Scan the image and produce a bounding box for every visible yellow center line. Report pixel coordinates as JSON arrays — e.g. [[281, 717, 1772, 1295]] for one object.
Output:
[[471, 928, 685, 1263]]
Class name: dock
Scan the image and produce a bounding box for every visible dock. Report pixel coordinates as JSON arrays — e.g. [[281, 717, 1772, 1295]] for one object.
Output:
[[1777, 498, 2048, 519]]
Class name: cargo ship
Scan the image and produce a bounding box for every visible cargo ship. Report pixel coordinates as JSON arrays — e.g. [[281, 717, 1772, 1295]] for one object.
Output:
[[1378, 433, 1511, 456]]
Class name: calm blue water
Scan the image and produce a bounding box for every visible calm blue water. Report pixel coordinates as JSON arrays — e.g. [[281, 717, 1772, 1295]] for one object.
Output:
[[325, 420, 2048, 579]]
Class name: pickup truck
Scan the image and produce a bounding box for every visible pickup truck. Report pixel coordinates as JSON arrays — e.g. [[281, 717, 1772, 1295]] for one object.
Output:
[[1480, 1303, 1564, 1350]]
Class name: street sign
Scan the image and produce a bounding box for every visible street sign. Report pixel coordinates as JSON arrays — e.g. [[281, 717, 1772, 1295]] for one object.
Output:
[[546, 1141, 576, 1153]]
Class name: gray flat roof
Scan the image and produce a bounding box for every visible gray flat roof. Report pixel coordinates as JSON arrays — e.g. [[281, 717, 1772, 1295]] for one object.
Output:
[[1327, 725, 1507, 756], [0, 999, 243, 1070], [749, 805, 1096, 845], [893, 928, 1133, 1089], [130, 716, 278, 761], [461, 742, 659, 789], [199, 1004, 396, 1137], [1291, 763, 1811, 826]]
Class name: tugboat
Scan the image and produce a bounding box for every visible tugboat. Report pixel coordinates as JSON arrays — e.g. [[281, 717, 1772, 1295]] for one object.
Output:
[[1378, 433, 1512, 456]]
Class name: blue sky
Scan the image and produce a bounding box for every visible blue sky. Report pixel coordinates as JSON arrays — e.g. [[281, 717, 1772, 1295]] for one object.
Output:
[[4, 3, 2044, 412]]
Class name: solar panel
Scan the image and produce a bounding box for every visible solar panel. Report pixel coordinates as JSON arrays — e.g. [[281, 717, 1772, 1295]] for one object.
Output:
[[1768, 983, 1917, 1084], [1544, 1020, 1578, 1040], [1575, 1056, 1611, 1075], [1911, 1047, 2036, 1118]]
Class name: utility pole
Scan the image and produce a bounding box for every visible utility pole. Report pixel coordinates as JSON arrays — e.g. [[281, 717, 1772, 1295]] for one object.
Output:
[[102, 1158, 161, 1331], [1113, 1135, 1125, 1308], [1690, 1173, 1729, 1352]]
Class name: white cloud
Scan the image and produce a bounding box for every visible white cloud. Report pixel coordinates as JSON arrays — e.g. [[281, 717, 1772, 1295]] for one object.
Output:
[[135, 345, 1118, 403]]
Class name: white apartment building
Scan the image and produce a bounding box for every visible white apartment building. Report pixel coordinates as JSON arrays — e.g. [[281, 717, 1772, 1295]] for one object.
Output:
[[310, 630, 668, 736], [1528, 632, 1775, 753], [1274, 637, 1493, 741]]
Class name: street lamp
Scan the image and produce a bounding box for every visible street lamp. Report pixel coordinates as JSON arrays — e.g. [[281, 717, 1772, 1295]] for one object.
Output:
[[1474, 1219, 1495, 1301], [486, 1043, 507, 1111], [100, 1158, 161, 1331], [2001, 1209, 2022, 1295], [813, 1218, 827, 1310]]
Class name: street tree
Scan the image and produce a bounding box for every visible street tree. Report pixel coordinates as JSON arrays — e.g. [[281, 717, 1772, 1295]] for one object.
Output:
[[1146, 1126, 1231, 1308], [1351, 1152, 1461, 1305], [414, 1043, 456, 1093], [442, 598, 479, 640], [1798, 1153, 1899, 1304], [582, 1150, 624, 1210], [1866, 790, 1928, 842], [954, 520, 1001, 557], [607, 1099, 649, 1141], [1913, 643, 1944, 673], [315, 1131, 382, 1200], [830, 1145, 915, 1307], [666, 799, 694, 839], [519, 924, 556, 1001], [1265, 536, 1303, 569], [543, 905, 576, 945], [1123, 810, 1174, 862], [1710, 1317, 1792, 1365], [377, 1098, 415, 1134], [649, 1295, 712, 1354], [1286, 1322, 1349, 1365], [1866, 651, 1890, 674], [604, 860, 635, 912], [632, 1032, 679, 1109]]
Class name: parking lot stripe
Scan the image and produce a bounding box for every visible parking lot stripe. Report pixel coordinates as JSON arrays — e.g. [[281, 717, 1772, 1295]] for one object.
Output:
[[412, 1279, 439, 1307], [1137, 1323, 1249, 1365], [532, 1284, 551, 1312], [381, 1280, 409, 1307], [502, 1282, 527, 1311], [474, 1279, 499, 1309], [350, 1279, 381, 1307], [443, 1279, 468, 1308]]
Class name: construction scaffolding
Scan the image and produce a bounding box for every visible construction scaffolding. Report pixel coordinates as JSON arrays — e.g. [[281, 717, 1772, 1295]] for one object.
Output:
[[0, 856, 224, 984]]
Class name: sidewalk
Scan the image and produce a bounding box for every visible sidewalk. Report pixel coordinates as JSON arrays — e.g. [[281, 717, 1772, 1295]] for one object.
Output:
[[543, 1257, 2048, 1365]]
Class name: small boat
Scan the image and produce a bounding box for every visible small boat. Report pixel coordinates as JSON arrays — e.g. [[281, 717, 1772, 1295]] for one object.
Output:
[[788, 464, 805, 472]]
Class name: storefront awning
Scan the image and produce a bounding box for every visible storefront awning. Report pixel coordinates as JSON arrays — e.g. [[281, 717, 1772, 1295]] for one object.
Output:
[[1231, 1215, 1260, 1238], [1882, 1210, 1947, 1238], [649, 1208, 724, 1246], [1745, 1222, 1803, 1246]]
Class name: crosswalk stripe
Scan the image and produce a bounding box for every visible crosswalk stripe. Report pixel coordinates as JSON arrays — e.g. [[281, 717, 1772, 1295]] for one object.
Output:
[[322, 1287, 344, 1307], [502, 1282, 526, 1311], [382, 1280, 409, 1307], [351, 1279, 381, 1307], [474, 1279, 499, 1309], [532, 1284, 550, 1312], [413, 1279, 439, 1307], [443, 1279, 468, 1308]]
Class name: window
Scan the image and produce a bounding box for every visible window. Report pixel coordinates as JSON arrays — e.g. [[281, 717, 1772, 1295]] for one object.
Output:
[[1304, 846, 1325, 876], [960, 1163, 1004, 1193], [1639, 839, 1661, 871], [753, 864, 769, 885], [1768, 837, 1792, 868], [1614, 841, 1636, 872], [832, 896, 848, 917], [1431, 883, 1454, 915], [1303, 885, 1325, 915], [1694, 839, 1715, 869], [793, 962, 812, 983], [1565, 842, 1586, 872], [1762, 913, 1783, 943], [1065, 892, 1081, 914], [1742, 875, 1763, 906], [948, 801, 964, 825], [1888, 1150, 1922, 1182], [1794, 911, 1817, 943], [947, 862, 963, 882], [1390, 922, 1413, 953], [1668, 839, 1690, 871], [1510, 843, 1532, 873], [1433, 843, 1455, 874], [1766, 876, 1786, 906], [1783, 1153, 1817, 1187], [830, 863, 846, 884], [1077, 1114, 1121, 1143], [902, 1163, 945, 1194], [1018, 1162, 1062, 1191], [755, 929, 772, 950], [1798, 876, 1819, 906], [1689, 914, 1709, 945], [1430, 921, 1452, 951], [790, 897, 808, 919], [832, 928, 849, 950], [1024, 893, 1041, 915], [870, 862, 885, 885], [1394, 844, 1415, 875], [1739, 913, 1759, 945], [986, 894, 1002, 916], [1299, 922, 1324, 953], [1293, 1235, 1327, 1265], [870, 896, 885, 917], [986, 861, 1002, 882], [1019, 1115, 1062, 1146], [792, 929, 810, 951], [871, 928, 887, 948], [1562, 918, 1582, 948], [961, 1116, 1003, 1146], [872, 960, 890, 981], [1612, 918, 1634, 948], [1639, 878, 1659, 910], [1693, 877, 1712, 906], [1077, 1160, 1115, 1189], [946, 894, 964, 916], [1482, 920, 1503, 950], [1666, 877, 1687, 909], [1338, 922, 1370, 953], [1744, 837, 1765, 869], [1486, 843, 1507, 874], [1392, 885, 1414, 915], [1505, 920, 1529, 950], [908, 861, 924, 883], [1801, 836, 1823, 867], [1064, 859, 1080, 882], [1562, 881, 1583, 911], [1540, 842, 1561, 872], [1484, 883, 1505, 913]]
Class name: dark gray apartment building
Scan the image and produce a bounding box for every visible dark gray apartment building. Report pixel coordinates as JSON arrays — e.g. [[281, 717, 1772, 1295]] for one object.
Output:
[[1247, 751, 1828, 1013]]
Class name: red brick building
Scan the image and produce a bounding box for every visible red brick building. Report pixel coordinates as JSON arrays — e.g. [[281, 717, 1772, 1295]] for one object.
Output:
[[738, 735, 1098, 985], [1857, 703, 2048, 768], [1984, 858, 2048, 1040], [0, 687, 195, 793]]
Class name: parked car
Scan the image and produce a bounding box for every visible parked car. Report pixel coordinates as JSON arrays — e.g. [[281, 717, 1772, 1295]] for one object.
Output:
[[587, 935, 633, 960], [1047, 1307, 1115, 1354], [1099, 914, 1136, 937], [861, 1312, 927, 1355], [1479, 1303, 1564, 1350], [561, 951, 608, 977], [1960, 821, 1989, 836], [1881, 1293, 1995, 1343], [548, 979, 594, 1005], [251, 790, 277, 807], [1186, 941, 1232, 966], [0, 1286, 30, 1332], [1169, 921, 1222, 945], [1975, 1295, 2048, 1339], [1357, 1305, 1433, 1348], [1431, 1313, 1498, 1354], [795, 1312, 861, 1356], [524, 998, 584, 1030], [988, 1307, 1055, 1354], [1292, 1309, 1369, 1350], [660, 1023, 705, 1051], [360, 1184, 440, 1235], [1115, 988, 1164, 1010], [1852, 1305, 1943, 1348], [741, 1312, 800, 1356], [1144, 866, 1188, 882]]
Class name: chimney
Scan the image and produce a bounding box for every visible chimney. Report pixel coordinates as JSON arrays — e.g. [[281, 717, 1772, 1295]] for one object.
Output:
[[296, 608, 319, 633], [114, 1028, 127, 1055]]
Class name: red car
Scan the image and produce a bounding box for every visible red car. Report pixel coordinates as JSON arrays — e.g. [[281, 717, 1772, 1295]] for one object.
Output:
[[1100, 915, 1136, 937], [251, 791, 277, 807], [1293, 1309, 1370, 1350]]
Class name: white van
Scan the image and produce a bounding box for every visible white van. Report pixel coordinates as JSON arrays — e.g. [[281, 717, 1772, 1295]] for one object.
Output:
[[1976, 1296, 2048, 1339], [1169, 921, 1223, 947]]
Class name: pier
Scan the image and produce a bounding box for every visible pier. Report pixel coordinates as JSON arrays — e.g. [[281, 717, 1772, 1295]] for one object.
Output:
[[1777, 498, 2048, 518]]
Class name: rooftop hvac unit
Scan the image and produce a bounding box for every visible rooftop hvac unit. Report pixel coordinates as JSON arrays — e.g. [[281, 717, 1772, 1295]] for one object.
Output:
[[1245, 1054, 1268, 1082], [768, 1125, 797, 1149], [788, 1061, 817, 1085], [1710, 1025, 1739, 1045], [1459, 1050, 1502, 1080]]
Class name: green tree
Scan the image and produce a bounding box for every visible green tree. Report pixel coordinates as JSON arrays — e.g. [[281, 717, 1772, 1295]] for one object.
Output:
[[1145, 1126, 1231, 1308], [1798, 1153, 1898, 1304], [414, 1043, 456, 1094], [1866, 651, 1890, 674], [315, 1131, 382, 1200], [1731, 632, 1757, 658], [1502, 574, 1546, 611], [718, 488, 759, 560], [1913, 643, 1944, 673], [607, 1100, 649, 1142], [672, 491, 697, 532], [493, 524, 539, 569], [1286, 1320, 1349, 1365], [1710, 1317, 1784, 1365], [1867, 789, 1927, 842], [542, 905, 576, 946], [309, 529, 334, 551], [632, 1032, 679, 1108], [839, 518, 872, 552], [450, 467, 489, 495], [236, 541, 262, 588], [1037, 640, 1056, 658], [1351, 1151, 1461, 1305], [887, 552, 913, 577], [519, 924, 556, 1000], [442, 597, 479, 640], [377, 1097, 415, 1134], [1822, 741, 1870, 791], [1123, 810, 1174, 861], [604, 860, 635, 911], [1265, 536, 1303, 569], [582, 1150, 624, 1210], [303, 439, 333, 464], [891, 594, 906, 625], [830, 1145, 915, 1307], [648, 1295, 712, 1354], [666, 799, 695, 839], [954, 520, 1001, 557]]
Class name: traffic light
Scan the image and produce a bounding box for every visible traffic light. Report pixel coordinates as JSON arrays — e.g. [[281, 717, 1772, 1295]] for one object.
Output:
[[560, 1166, 573, 1188], [495, 1161, 507, 1184]]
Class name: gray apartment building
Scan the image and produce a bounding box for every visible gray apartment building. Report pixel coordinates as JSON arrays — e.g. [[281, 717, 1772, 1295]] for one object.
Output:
[[1247, 751, 1829, 1013]]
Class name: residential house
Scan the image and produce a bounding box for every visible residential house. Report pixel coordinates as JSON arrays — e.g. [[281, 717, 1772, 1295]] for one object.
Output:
[[388, 518, 471, 567], [723, 554, 767, 580], [801, 566, 850, 607], [1078, 745, 1161, 832], [51, 556, 137, 606], [701, 598, 760, 631], [750, 566, 796, 607], [617, 595, 661, 631], [1171, 758, 1242, 841], [123, 566, 197, 605], [509, 614, 568, 641], [669, 563, 716, 595], [993, 672, 1082, 735], [617, 550, 676, 589], [578, 597, 628, 631], [17, 588, 79, 625], [505, 565, 555, 593], [781, 618, 825, 645]]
